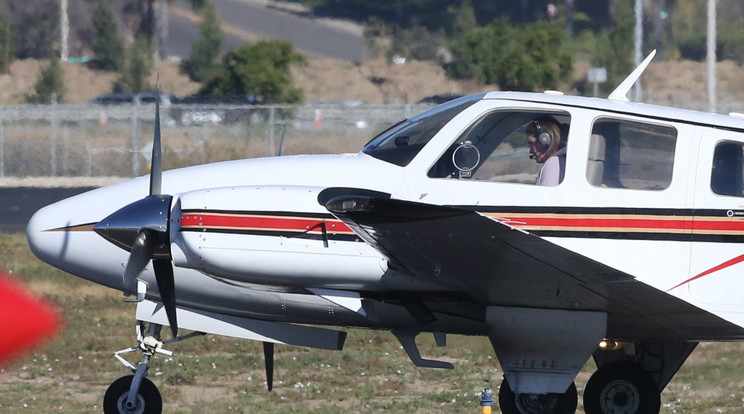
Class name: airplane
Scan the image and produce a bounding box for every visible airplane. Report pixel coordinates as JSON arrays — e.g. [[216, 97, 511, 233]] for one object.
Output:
[[25, 49, 744, 414]]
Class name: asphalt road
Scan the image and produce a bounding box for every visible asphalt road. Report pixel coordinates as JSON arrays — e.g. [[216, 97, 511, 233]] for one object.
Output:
[[163, 0, 366, 61], [0, 187, 95, 234]]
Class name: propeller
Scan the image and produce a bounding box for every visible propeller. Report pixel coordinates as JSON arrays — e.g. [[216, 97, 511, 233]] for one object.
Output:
[[94, 83, 179, 337]]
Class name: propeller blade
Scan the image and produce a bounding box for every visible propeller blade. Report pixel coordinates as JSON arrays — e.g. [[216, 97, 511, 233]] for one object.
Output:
[[263, 342, 274, 391], [149, 77, 163, 196], [123, 230, 155, 294], [153, 258, 178, 338]]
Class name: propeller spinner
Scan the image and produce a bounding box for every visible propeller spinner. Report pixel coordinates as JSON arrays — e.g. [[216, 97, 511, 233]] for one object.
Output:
[[93, 86, 179, 337]]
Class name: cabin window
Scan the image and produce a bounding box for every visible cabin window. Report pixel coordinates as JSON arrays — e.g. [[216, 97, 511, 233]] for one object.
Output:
[[586, 119, 676, 190], [428, 110, 570, 186], [711, 141, 744, 197]]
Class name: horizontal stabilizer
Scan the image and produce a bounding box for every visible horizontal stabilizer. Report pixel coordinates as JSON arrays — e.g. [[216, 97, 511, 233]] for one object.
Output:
[[136, 300, 346, 350]]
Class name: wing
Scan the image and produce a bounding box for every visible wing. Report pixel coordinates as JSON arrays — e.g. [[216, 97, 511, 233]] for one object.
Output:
[[323, 193, 744, 342]]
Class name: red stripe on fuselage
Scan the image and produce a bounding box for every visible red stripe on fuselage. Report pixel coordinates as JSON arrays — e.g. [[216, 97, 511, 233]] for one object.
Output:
[[489, 214, 744, 234], [181, 213, 353, 234], [667, 254, 744, 292]]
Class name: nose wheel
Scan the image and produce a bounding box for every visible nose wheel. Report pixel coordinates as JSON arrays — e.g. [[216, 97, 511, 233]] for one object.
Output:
[[103, 375, 162, 414]]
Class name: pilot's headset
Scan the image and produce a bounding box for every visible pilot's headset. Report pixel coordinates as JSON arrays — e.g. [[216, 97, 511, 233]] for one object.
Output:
[[533, 120, 553, 148], [530, 118, 562, 157]]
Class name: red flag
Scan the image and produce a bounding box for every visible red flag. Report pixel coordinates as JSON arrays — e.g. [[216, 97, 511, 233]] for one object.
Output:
[[0, 270, 61, 366]]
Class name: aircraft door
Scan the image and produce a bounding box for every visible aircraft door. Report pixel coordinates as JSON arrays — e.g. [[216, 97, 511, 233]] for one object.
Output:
[[688, 130, 744, 308]]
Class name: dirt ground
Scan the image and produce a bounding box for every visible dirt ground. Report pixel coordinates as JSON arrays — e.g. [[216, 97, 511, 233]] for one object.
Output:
[[1, 56, 744, 108]]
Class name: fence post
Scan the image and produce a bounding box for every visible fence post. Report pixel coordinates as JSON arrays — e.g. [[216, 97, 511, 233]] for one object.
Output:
[[131, 103, 140, 176], [268, 106, 275, 156], [50, 96, 58, 176], [85, 140, 92, 177], [62, 125, 69, 176]]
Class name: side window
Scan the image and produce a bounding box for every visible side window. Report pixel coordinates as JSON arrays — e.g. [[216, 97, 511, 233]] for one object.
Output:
[[428, 110, 570, 186], [586, 119, 676, 190], [711, 141, 744, 197]]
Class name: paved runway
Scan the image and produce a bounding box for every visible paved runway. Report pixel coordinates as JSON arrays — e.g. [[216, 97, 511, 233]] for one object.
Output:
[[0, 187, 95, 234]]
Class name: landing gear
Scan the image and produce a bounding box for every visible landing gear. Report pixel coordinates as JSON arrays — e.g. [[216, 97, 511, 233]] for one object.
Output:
[[583, 361, 660, 414], [103, 375, 161, 414], [103, 321, 205, 414], [498, 378, 578, 414]]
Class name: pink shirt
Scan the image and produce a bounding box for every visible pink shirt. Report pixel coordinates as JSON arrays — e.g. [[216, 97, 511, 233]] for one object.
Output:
[[536, 148, 566, 186]]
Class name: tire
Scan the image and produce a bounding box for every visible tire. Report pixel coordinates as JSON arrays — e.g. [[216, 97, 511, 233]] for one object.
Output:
[[498, 377, 578, 414], [584, 361, 661, 414], [103, 375, 162, 414]]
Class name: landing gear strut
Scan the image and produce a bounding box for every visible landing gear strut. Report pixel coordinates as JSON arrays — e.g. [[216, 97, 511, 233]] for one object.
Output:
[[103, 321, 204, 414], [498, 378, 578, 414]]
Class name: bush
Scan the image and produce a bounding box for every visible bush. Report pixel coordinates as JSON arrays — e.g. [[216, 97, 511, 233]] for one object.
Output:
[[200, 40, 307, 104], [113, 37, 152, 93], [30, 56, 65, 104], [591, 1, 633, 93], [387, 25, 444, 62], [447, 18, 571, 91]]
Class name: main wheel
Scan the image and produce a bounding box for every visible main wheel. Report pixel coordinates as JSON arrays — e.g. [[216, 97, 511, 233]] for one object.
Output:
[[103, 375, 162, 414], [584, 361, 661, 414], [498, 378, 578, 414]]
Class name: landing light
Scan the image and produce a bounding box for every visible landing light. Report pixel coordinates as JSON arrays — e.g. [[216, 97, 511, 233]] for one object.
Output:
[[598, 339, 622, 351]]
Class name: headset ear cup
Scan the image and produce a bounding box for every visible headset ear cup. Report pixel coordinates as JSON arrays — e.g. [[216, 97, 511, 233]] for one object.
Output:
[[532, 120, 553, 148], [538, 129, 552, 147]]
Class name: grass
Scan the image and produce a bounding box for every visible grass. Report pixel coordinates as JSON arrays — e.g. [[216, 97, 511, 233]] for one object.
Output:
[[2, 232, 744, 413]]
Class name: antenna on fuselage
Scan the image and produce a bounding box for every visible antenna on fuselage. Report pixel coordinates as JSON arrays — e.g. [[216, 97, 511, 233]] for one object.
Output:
[[608, 49, 656, 102]]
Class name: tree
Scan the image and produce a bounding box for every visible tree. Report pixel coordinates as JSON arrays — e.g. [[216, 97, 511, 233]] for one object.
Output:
[[114, 37, 152, 93], [200, 40, 307, 104], [30, 56, 65, 104], [592, 0, 634, 92], [447, 18, 572, 91], [0, 11, 12, 73], [187, 3, 222, 82], [8, 0, 58, 59], [189, 0, 208, 11], [92, 1, 125, 71]]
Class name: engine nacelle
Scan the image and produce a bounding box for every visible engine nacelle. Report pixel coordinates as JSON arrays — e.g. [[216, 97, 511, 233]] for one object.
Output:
[[169, 186, 389, 290]]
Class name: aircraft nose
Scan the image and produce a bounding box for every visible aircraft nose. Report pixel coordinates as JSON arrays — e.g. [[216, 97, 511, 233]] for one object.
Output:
[[26, 203, 73, 269], [26, 194, 128, 292]]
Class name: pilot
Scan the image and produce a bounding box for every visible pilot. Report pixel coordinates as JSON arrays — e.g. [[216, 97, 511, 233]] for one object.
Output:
[[526, 117, 566, 186]]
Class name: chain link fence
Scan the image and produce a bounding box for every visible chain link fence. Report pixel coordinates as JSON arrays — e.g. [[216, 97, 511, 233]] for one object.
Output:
[[0, 102, 430, 178], [3, 98, 743, 179]]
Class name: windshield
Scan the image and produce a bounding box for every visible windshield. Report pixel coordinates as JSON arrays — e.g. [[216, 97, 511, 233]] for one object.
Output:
[[362, 93, 485, 166]]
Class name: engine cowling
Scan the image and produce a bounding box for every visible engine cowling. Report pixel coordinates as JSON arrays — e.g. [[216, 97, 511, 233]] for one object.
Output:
[[169, 186, 389, 290]]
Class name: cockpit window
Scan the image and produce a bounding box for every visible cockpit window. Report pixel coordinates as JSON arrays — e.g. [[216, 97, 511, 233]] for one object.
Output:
[[362, 93, 485, 166], [428, 110, 570, 186]]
